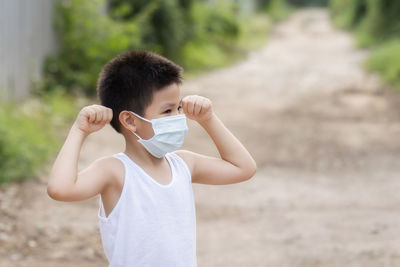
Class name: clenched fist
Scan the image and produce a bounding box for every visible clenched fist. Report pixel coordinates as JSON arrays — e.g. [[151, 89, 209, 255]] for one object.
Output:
[[73, 104, 113, 135], [181, 95, 213, 123]]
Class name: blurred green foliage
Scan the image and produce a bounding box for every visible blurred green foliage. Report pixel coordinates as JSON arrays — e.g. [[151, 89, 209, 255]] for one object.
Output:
[[330, 0, 400, 46], [42, 0, 145, 95], [109, 0, 193, 60], [0, 91, 79, 184], [181, 1, 242, 72], [256, 0, 329, 22], [367, 40, 400, 90], [43, 0, 248, 95], [330, 0, 400, 90], [266, 0, 293, 21], [256, 0, 292, 21], [258, 0, 329, 7], [287, 0, 328, 6]]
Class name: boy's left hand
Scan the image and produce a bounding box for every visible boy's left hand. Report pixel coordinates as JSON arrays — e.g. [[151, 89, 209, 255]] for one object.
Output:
[[182, 95, 213, 123]]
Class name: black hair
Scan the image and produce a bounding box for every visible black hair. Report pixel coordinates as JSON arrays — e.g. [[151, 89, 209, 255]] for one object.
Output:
[[97, 49, 183, 133]]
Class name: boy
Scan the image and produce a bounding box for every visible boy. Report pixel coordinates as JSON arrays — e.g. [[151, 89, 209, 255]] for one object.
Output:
[[47, 50, 257, 267]]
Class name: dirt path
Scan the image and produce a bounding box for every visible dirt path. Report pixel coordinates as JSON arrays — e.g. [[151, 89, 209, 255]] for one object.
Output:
[[1, 8, 400, 267]]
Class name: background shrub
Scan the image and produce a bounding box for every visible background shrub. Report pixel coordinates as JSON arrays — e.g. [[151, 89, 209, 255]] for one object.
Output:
[[0, 91, 80, 184], [367, 40, 400, 90], [330, 0, 400, 90], [43, 0, 246, 96]]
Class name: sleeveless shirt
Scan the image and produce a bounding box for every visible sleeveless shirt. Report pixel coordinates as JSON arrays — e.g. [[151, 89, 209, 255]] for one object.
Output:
[[98, 152, 197, 267]]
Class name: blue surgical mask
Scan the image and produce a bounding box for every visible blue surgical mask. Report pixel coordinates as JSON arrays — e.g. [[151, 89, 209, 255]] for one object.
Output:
[[129, 111, 188, 158]]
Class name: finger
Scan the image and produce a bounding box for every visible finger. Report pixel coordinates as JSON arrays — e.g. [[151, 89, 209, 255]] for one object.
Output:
[[105, 108, 112, 122], [94, 107, 103, 123], [100, 109, 106, 123], [101, 107, 109, 122], [105, 108, 112, 123], [187, 97, 195, 115], [92, 108, 100, 123], [182, 96, 189, 114], [87, 107, 96, 123], [203, 98, 211, 113], [194, 97, 203, 116], [201, 98, 209, 115]]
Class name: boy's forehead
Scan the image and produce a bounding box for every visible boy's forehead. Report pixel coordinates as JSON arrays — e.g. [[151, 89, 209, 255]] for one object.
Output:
[[145, 83, 182, 113], [152, 83, 181, 103], [156, 96, 182, 109]]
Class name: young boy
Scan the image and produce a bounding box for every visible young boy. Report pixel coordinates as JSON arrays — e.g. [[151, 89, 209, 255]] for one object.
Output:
[[47, 50, 256, 267]]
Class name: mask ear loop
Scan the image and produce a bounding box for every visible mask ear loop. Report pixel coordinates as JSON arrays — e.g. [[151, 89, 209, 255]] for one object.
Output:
[[131, 131, 142, 140], [128, 111, 152, 140], [129, 111, 152, 123]]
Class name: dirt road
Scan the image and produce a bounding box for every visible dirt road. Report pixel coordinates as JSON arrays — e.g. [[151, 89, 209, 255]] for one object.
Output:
[[1, 8, 400, 267]]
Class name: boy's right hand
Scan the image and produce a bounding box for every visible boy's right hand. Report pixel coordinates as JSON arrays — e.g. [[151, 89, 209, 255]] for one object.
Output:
[[73, 104, 113, 136]]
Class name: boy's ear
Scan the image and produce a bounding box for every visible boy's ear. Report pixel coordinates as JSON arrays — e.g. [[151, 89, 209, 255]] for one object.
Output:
[[119, 111, 137, 132]]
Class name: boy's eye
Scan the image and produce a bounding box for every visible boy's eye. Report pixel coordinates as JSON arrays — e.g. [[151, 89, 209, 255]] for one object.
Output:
[[163, 106, 182, 114]]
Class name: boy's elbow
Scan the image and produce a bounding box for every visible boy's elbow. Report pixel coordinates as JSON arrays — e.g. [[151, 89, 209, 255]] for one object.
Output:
[[47, 181, 71, 201], [47, 183, 62, 200], [241, 160, 257, 182], [248, 160, 257, 179]]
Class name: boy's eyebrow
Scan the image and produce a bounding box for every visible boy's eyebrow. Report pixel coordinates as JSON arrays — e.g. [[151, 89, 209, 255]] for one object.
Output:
[[160, 102, 177, 110], [160, 99, 183, 110]]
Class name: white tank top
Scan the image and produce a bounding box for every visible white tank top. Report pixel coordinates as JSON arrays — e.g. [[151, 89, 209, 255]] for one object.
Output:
[[98, 152, 197, 267]]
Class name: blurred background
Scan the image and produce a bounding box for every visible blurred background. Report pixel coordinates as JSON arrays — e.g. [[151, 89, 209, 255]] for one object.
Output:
[[0, 0, 400, 266]]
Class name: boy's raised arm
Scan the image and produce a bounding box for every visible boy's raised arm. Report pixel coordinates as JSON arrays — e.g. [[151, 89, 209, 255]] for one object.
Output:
[[177, 95, 257, 185], [47, 105, 114, 201]]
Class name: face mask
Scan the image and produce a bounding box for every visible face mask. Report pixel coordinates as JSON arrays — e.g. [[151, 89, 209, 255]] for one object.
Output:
[[129, 111, 188, 158]]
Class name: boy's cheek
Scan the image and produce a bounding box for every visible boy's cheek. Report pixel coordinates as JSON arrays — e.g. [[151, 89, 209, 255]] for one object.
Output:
[[137, 122, 155, 139]]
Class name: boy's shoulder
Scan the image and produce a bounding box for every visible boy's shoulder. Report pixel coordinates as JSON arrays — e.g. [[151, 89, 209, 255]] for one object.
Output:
[[173, 150, 199, 174], [89, 154, 125, 186], [91, 154, 123, 170]]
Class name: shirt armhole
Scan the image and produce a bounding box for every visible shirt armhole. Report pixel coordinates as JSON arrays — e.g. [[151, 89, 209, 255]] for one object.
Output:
[[171, 152, 193, 183]]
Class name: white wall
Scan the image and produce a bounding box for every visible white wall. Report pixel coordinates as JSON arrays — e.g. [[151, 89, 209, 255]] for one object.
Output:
[[0, 0, 58, 102]]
